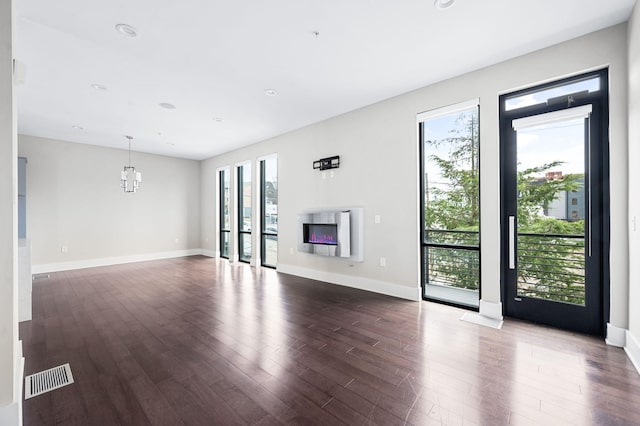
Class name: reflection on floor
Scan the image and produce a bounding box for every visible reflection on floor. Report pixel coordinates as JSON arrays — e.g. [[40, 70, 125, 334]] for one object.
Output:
[[20, 256, 640, 425]]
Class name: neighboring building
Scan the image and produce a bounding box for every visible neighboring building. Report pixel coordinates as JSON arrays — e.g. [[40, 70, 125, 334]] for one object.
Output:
[[545, 173, 586, 221]]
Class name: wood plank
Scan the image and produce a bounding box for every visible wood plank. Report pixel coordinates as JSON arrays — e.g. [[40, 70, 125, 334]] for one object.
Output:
[[20, 256, 640, 426]]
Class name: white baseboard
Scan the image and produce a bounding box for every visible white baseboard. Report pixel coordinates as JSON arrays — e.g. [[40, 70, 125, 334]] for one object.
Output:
[[0, 341, 23, 426], [32, 249, 205, 274], [460, 312, 503, 329], [606, 323, 627, 347], [626, 330, 640, 376], [18, 342, 23, 426], [276, 263, 421, 301], [479, 299, 503, 320], [200, 249, 216, 258]]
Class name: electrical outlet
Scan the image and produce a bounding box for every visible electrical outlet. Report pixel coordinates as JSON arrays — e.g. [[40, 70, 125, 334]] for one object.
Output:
[[374, 215, 381, 224], [61, 246, 68, 254], [289, 247, 294, 255], [175, 238, 179, 244], [379, 257, 386, 267]]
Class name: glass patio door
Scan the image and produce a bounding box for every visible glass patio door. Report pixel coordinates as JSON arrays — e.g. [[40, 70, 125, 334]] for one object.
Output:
[[499, 70, 608, 335]]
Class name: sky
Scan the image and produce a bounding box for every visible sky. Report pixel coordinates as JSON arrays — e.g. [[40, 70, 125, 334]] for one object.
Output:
[[422, 106, 586, 196], [422, 108, 476, 192], [517, 117, 585, 176]]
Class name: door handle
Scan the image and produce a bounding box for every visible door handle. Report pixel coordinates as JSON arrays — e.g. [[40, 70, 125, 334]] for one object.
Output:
[[509, 215, 515, 269], [587, 114, 592, 257]]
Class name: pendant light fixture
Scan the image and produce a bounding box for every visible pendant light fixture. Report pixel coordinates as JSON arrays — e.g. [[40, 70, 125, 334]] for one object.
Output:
[[120, 135, 142, 193]]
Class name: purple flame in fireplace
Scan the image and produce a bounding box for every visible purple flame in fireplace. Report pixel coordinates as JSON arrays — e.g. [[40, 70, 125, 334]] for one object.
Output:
[[309, 232, 336, 244], [303, 223, 338, 246]]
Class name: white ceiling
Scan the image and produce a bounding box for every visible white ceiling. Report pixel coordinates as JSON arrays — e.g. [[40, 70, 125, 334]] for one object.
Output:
[[15, 0, 636, 160]]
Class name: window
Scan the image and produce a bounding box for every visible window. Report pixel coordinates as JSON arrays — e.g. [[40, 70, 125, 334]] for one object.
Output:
[[237, 163, 252, 263], [260, 157, 278, 268], [504, 76, 600, 112], [219, 168, 230, 259], [419, 100, 480, 308]]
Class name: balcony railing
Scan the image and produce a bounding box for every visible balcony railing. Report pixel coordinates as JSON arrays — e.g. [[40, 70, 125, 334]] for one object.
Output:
[[424, 229, 479, 291], [517, 232, 585, 305], [423, 230, 586, 305]]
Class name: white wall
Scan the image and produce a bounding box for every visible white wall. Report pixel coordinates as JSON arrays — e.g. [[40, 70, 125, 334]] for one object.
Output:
[[0, 0, 20, 421], [19, 135, 201, 272], [626, 1, 640, 372], [201, 24, 629, 325]]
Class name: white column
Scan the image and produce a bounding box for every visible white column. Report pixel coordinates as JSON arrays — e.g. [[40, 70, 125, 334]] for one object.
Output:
[[0, 0, 20, 423]]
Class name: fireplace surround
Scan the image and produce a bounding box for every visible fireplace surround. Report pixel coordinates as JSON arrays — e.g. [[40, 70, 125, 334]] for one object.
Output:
[[297, 208, 364, 262]]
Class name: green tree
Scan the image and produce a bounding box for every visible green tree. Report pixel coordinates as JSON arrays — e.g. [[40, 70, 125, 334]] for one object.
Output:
[[424, 110, 480, 290], [425, 111, 479, 232], [516, 175, 585, 304], [516, 162, 581, 227], [424, 112, 587, 303]]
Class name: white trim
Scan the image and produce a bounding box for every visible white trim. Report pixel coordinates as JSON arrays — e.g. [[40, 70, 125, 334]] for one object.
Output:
[[235, 159, 251, 167], [250, 258, 259, 267], [0, 341, 23, 426], [230, 254, 239, 263], [625, 330, 640, 376], [460, 312, 503, 329], [32, 249, 204, 274], [512, 104, 592, 131], [605, 323, 627, 347], [416, 98, 479, 122], [18, 350, 23, 425], [257, 152, 278, 162], [277, 263, 421, 301], [479, 299, 503, 320], [200, 249, 216, 258]]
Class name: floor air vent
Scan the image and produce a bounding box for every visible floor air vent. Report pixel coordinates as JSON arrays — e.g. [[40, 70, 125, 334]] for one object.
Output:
[[32, 273, 51, 281], [25, 363, 74, 399]]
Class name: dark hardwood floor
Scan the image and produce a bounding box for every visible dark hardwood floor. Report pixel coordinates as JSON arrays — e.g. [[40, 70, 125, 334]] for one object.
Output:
[[20, 256, 640, 425]]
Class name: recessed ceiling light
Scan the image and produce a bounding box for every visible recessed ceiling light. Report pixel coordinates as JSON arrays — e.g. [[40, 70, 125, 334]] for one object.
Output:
[[115, 23, 138, 37], [434, 0, 455, 9], [91, 83, 107, 91], [264, 89, 277, 97], [71, 125, 84, 130], [158, 102, 176, 110], [213, 117, 223, 123], [166, 142, 175, 146]]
